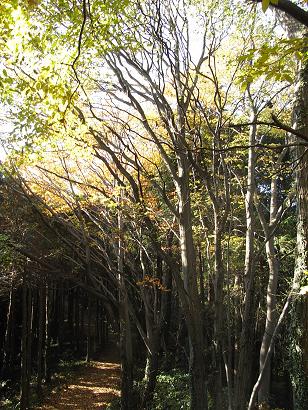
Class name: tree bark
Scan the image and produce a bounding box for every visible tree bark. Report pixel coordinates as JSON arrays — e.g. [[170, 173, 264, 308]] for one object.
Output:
[[118, 190, 133, 410], [234, 112, 257, 410], [176, 156, 208, 410], [20, 275, 32, 410], [37, 280, 46, 395], [44, 282, 51, 383], [86, 296, 92, 362], [291, 57, 308, 410], [142, 326, 160, 407], [140, 249, 163, 407], [249, 47, 308, 410], [2, 283, 16, 376], [257, 174, 280, 405], [248, 291, 293, 410], [57, 281, 64, 351], [74, 288, 80, 353], [212, 218, 224, 410]]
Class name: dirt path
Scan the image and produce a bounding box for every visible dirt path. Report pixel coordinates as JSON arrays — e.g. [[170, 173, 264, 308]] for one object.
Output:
[[36, 346, 121, 409]]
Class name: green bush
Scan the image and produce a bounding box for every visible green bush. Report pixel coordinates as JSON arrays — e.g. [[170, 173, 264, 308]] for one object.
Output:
[[151, 370, 190, 409], [107, 369, 190, 409]]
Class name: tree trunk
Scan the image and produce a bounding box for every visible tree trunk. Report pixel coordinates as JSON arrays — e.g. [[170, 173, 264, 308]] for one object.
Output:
[[27, 285, 33, 396], [248, 291, 293, 410], [234, 113, 257, 410], [176, 156, 208, 410], [86, 296, 92, 362], [119, 288, 133, 410], [2, 283, 16, 376], [142, 326, 160, 407], [44, 282, 51, 383], [290, 57, 308, 410], [258, 175, 280, 405], [189, 333, 208, 410], [160, 232, 173, 356], [74, 288, 80, 353], [68, 288, 74, 348], [94, 300, 99, 354], [139, 246, 158, 407], [57, 281, 64, 351], [20, 276, 32, 410], [118, 191, 133, 409], [212, 218, 224, 410], [37, 280, 46, 395]]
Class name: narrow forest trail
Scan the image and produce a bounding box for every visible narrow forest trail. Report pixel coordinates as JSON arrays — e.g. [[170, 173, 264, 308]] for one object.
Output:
[[36, 345, 121, 410]]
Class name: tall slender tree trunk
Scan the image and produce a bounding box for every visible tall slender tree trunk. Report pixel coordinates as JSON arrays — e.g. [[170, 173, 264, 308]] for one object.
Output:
[[68, 288, 74, 348], [140, 250, 162, 407], [291, 58, 308, 410], [94, 300, 99, 353], [176, 156, 208, 410], [27, 285, 33, 394], [118, 190, 133, 410], [257, 174, 280, 404], [57, 281, 64, 351], [2, 283, 16, 376], [234, 113, 257, 410], [20, 275, 32, 410], [37, 280, 46, 395], [212, 215, 225, 410], [224, 223, 234, 410], [248, 58, 308, 410], [44, 282, 51, 383], [161, 233, 173, 354], [74, 288, 80, 354], [86, 296, 92, 362], [142, 325, 160, 407]]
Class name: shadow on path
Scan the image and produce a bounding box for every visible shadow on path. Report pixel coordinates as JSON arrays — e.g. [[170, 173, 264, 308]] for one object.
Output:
[[36, 345, 121, 410]]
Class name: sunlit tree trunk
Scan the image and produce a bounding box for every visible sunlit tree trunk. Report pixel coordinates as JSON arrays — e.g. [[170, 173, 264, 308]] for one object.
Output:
[[248, 49, 308, 410], [291, 58, 308, 410], [257, 162, 283, 404], [212, 215, 224, 410], [235, 111, 257, 410], [176, 155, 208, 410], [258, 216, 279, 403]]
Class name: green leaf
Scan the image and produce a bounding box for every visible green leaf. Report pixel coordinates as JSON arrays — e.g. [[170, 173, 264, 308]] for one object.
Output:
[[262, 0, 270, 12], [283, 74, 293, 83]]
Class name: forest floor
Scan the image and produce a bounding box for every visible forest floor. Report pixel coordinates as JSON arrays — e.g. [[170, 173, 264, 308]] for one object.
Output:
[[35, 344, 121, 410]]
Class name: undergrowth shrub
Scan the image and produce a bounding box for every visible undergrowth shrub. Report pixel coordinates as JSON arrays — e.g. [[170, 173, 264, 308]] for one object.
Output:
[[151, 370, 190, 409]]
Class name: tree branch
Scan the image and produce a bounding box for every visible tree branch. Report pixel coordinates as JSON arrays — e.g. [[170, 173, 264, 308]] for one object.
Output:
[[229, 115, 308, 143], [253, 0, 308, 28]]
